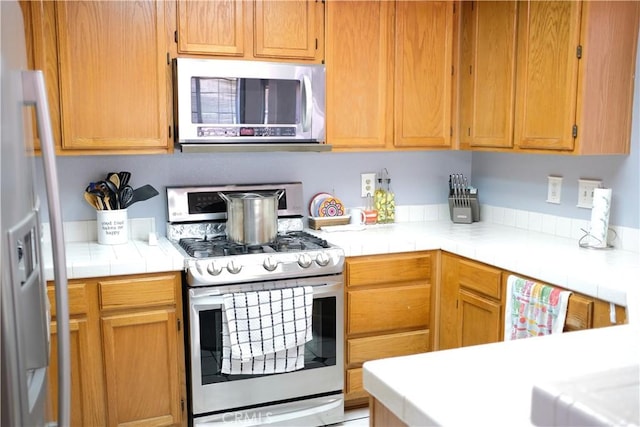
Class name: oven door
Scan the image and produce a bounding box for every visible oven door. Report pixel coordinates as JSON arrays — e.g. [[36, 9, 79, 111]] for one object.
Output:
[[187, 275, 344, 417]]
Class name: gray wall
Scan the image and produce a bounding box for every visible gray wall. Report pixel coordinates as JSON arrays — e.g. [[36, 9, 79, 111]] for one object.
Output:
[[36, 150, 471, 236]]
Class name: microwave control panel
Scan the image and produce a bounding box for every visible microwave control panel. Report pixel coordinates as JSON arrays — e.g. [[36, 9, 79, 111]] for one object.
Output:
[[197, 126, 296, 138]]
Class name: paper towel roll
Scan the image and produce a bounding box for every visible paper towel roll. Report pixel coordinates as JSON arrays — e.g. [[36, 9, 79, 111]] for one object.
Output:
[[589, 188, 612, 248]]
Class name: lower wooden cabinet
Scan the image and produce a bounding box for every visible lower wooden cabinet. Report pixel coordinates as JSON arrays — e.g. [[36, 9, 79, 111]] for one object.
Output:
[[439, 253, 504, 350], [344, 252, 434, 407], [439, 252, 627, 351], [47, 272, 186, 427]]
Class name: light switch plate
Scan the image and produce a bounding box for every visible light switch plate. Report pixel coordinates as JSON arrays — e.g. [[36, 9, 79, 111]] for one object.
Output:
[[547, 176, 562, 204], [577, 179, 602, 209]]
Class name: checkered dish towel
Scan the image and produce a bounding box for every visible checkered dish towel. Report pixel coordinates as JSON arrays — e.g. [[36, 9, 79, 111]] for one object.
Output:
[[221, 286, 313, 375], [504, 275, 571, 341]]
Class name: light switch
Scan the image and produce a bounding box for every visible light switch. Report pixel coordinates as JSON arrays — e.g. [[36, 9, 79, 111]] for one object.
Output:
[[547, 176, 562, 204]]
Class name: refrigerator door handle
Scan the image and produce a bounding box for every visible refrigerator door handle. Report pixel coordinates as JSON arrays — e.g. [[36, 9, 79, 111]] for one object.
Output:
[[22, 70, 71, 427]]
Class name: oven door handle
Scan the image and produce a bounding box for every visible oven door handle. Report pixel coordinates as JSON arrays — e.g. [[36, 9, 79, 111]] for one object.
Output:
[[189, 279, 342, 308]]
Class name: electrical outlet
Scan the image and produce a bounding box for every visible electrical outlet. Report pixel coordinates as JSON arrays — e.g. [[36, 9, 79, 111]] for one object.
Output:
[[361, 173, 376, 197], [546, 176, 562, 204], [577, 179, 602, 209]]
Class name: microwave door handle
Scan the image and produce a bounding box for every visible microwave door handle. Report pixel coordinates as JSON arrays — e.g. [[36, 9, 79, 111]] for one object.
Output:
[[301, 75, 312, 132]]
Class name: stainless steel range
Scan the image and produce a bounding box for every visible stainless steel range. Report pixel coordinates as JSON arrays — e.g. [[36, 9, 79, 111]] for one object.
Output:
[[166, 182, 345, 427]]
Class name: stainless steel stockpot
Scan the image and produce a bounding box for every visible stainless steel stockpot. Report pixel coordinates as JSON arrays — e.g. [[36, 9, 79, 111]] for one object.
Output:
[[219, 190, 284, 246]]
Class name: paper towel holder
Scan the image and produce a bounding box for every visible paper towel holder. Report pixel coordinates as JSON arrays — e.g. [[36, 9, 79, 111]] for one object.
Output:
[[578, 227, 617, 249]]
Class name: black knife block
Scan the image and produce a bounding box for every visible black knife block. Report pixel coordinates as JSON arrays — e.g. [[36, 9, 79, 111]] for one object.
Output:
[[448, 193, 480, 224]]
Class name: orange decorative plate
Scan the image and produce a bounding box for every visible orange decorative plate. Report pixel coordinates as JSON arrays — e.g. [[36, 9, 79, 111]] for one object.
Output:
[[318, 197, 345, 217]]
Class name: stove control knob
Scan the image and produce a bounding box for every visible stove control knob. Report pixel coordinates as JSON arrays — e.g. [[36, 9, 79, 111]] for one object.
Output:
[[195, 260, 207, 275], [226, 260, 242, 274], [263, 257, 278, 272], [298, 253, 312, 268], [315, 252, 331, 267], [207, 261, 223, 276]]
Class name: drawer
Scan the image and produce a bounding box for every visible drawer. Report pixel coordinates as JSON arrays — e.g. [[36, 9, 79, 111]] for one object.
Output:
[[347, 252, 432, 287], [99, 274, 176, 311], [47, 282, 88, 317], [347, 329, 430, 366], [348, 284, 430, 335], [459, 259, 502, 299]]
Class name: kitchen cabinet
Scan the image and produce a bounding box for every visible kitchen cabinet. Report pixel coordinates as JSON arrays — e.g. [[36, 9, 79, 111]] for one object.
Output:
[[344, 252, 434, 407], [459, 0, 640, 154], [326, 1, 455, 151], [458, 1, 517, 149], [176, 0, 324, 63], [438, 252, 628, 350], [46, 272, 186, 427], [20, 0, 62, 153], [46, 281, 105, 426], [26, 0, 174, 155], [439, 252, 504, 349]]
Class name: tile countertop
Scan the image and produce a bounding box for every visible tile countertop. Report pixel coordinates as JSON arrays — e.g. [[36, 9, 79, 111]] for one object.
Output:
[[362, 323, 639, 427], [43, 218, 639, 310], [42, 237, 185, 281], [310, 220, 640, 307]]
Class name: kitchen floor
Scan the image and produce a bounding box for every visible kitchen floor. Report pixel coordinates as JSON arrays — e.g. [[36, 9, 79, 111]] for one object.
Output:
[[330, 407, 369, 426]]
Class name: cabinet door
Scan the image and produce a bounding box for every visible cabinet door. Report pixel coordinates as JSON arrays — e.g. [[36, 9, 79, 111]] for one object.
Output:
[[177, 0, 246, 56], [101, 310, 182, 427], [20, 0, 62, 153], [47, 319, 104, 426], [254, 0, 322, 61], [457, 289, 502, 347], [514, 1, 582, 151], [459, 1, 517, 149], [56, 1, 171, 152], [439, 253, 503, 350], [394, 1, 454, 148], [326, 1, 394, 149], [47, 281, 106, 426]]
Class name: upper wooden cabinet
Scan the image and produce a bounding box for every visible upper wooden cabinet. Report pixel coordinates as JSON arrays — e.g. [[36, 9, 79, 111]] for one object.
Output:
[[459, 0, 640, 155], [394, 2, 454, 149], [24, 1, 174, 155], [55, 1, 173, 153], [176, 0, 324, 63], [459, 1, 517, 149], [326, 1, 455, 151]]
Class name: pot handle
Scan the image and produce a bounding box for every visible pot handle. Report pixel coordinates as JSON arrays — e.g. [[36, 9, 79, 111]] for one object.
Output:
[[218, 192, 230, 203], [275, 189, 285, 200]]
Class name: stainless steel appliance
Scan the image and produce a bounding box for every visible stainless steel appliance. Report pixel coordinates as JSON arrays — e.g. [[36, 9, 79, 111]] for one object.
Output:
[[166, 183, 345, 426], [173, 58, 329, 153], [1, 1, 71, 425]]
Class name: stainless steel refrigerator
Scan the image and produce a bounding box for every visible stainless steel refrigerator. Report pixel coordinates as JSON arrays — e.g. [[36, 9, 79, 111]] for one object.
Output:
[[1, 1, 71, 426]]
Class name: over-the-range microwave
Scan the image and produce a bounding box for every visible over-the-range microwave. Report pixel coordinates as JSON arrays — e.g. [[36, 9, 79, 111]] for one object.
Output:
[[173, 58, 329, 153]]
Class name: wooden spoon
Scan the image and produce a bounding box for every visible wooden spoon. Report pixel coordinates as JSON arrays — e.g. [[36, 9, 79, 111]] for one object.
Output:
[[84, 192, 101, 210]]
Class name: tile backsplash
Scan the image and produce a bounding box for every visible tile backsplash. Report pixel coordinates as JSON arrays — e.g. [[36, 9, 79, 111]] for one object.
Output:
[[44, 204, 639, 253]]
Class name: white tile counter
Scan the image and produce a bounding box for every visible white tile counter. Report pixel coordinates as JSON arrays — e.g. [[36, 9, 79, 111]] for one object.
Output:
[[310, 220, 640, 307], [362, 323, 639, 426], [42, 218, 185, 281], [42, 237, 185, 281]]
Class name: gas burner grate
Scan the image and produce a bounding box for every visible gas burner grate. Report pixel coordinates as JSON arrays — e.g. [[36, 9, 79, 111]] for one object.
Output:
[[178, 231, 330, 258]]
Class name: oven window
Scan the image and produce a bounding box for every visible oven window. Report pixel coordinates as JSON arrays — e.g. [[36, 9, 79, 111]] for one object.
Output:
[[199, 296, 336, 384], [191, 77, 299, 125]]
